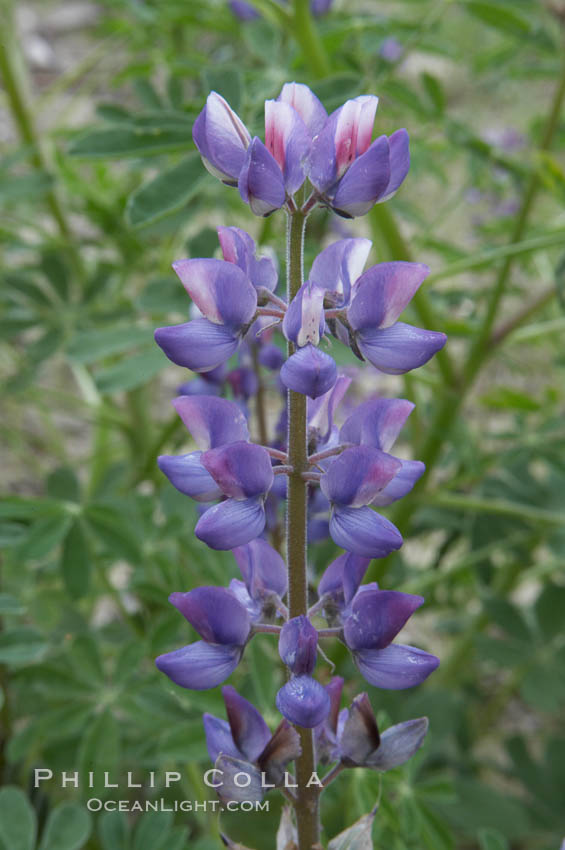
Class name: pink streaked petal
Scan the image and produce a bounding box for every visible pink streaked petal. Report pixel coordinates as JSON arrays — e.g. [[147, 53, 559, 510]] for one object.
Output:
[[265, 100, 311, 194], [201, 441, 274, 500], [334, 96, 378, 178], [277, 82, 328, 137]]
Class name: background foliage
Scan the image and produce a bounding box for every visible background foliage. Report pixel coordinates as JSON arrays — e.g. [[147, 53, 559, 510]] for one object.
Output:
[[1, 0, 565, 848]]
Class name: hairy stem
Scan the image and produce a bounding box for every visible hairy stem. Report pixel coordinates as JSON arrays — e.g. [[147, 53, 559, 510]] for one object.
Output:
[[0, 0, 84, 282], [286, 211, 320, 849]]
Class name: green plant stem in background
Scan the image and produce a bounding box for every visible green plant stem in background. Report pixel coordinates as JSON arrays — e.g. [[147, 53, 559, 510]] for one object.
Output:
[[385, 51, 565, 558], [286, 211, 320, 850], [292, 0, 331, 78], [0, 0, 85, 283]]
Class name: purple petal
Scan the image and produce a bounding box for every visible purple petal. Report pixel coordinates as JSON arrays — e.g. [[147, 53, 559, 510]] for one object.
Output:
[[309, 238, 371, 306], [229, 0, 261, 21], [355, 644, 440, 689], [372, 459, 425, 506], [257, 720, 302, 786], [201, 441, 273, 500], [379, 129, 410, 202], [169, 586, 251, 645], [325, 677, 344, 734], [258, 343, 285, 370], [192, 92, 251, 186], [356, 322, 447, 375], [308, 517, 330, 542], [223, 685, 272, 762], [172, 395, 249, 450], [283, 282, 325, 346], [339, 692, 380, 766], [155, 318, 239, 372], [203, 713, 241, 762], [280, 344, 337, 399], [308, 374, 352, 443], [214, 754, 264, 804], [332, 136, 390, 218], [238, 137, 286, 216], [333, 96, 379, 177], [314, 677, 343, 764], [277, 82, 327, 137], [340, 397, 415, 452], [366, 717, 429, 771], [227, 366, 258, 400], [228, 578, 261, 622], [343, 589, 423, 651], [232, 538, 287, 599], [217, 226, 278, 293], [278, 616, 318, 675], [347, 262, 430, 332], [318, 553, 371, 605], [195, 497, 266, 549], [155, 641, 242, 690], [276, 676, 331, 728], [171, 258, 257, 327], [321, 446, 401, 507], [329, 505, 402, 558], [265, 100, 311, 194], [157, 451, 222, 501]]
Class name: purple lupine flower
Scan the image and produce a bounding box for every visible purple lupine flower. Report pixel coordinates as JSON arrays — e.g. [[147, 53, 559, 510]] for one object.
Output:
[[217, 226, 278, 295], [280, 343, 337, 399], [339, 693, 428, 770], [192, 92, 251, 186], [320, 446, 403, 557], [230, 538, 287, 619], [342, 587, 439, 689], [196, 442, 274, 549], [155, 586, 251, 690], [265, 99, 311, 195], [204, 685, 301, 803], [277, 82, 328, 138], [308, 373, 352, 448], [317, 552, 371, 625], [155, 259, 258, 372], [279, 616, 318, 674], [276, 675, 331, 728], [344, 262, 447, 373], [340, 397, 425, 504], [239, 137, 287, 216], [276, 616, 330, 727], [309, 238, 372, 308], [308, 96, 410, 217], [158, 395, 249, 501], [314, 676, 344, 764]]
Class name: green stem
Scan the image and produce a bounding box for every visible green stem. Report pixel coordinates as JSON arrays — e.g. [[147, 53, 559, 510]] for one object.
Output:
[[389, 52, 565, 548], [286, 212, 320, 850], [292, 0, 331, 78], [0, 0, 84, 282]]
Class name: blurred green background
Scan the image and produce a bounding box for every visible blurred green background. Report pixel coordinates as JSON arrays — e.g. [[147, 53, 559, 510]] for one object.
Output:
[[1, 0, 565, 848]]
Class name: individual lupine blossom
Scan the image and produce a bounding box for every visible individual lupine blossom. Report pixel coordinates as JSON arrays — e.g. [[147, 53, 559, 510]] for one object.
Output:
[[155, 226, 277, 374], [192, 82, 410, 218], [229, 0, 332, 22], [314, 557, 439, 688], [276, 616, 330, 728], [203, 685, 301, 803], [280, 239, 446, 399], [156, 539, 287, 690]]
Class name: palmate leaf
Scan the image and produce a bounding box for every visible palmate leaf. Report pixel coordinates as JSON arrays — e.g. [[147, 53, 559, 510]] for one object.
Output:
[[126, 153, 206, 228], [38, 804, 91, 850], [0, 787, 36, 850], [68, 125, 191, 158]]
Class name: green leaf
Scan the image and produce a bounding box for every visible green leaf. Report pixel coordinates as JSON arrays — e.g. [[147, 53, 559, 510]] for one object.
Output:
[[78, 710, 120, 795], [95, 348, 166, 392], [534, 582, 565, 641], [47, 467, 81, 502], [69, 634, 104, 687], [134, 78, 164, 111], [66, 326, 153, 364], [0, 594, 26, 615], [61, 521, 92, 600], [133, 811, 174, 850], [478, 828, 509, 850], [68, 126, 190, 158], [421, 72, 445, 115], [85, 504, 142, 562], [465, 2, 531, 36], [0, 787, 36, 850], [99, 811, 129, 850], [16, 514, 73, 561], [479, 387, 540, 412], [39, 804, 91, 850], [126, 153, 206, 228], [202, 67, 242, 111], [0, 627, 48, 665]]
